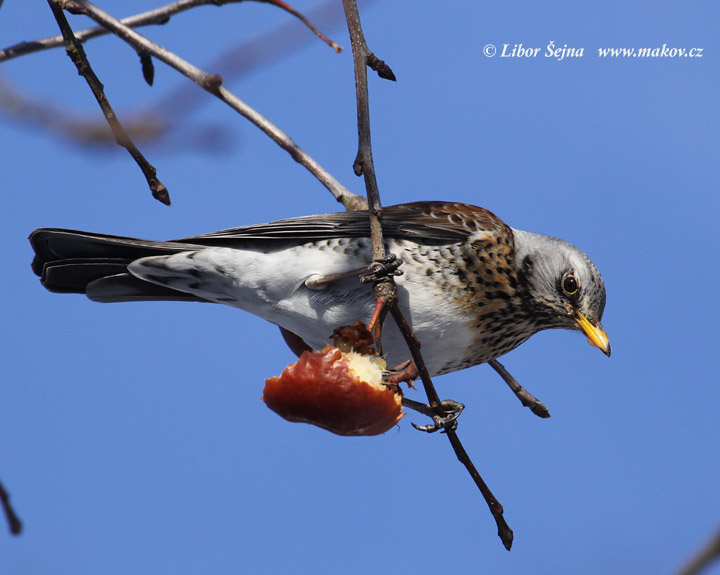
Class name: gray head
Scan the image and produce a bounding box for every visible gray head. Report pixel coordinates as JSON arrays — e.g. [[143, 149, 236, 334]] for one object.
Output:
[[512, 228, 610, 356]]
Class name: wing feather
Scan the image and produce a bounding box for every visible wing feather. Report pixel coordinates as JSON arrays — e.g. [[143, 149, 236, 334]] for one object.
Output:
[[177, 201, 506, 245]]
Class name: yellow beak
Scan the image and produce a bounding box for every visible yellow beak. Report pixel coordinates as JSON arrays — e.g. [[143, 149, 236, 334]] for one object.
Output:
[[575, 311, 611, 357]]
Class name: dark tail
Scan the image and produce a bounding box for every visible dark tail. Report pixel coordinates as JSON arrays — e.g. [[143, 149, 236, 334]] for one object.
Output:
[[29, 229, 205, 302]]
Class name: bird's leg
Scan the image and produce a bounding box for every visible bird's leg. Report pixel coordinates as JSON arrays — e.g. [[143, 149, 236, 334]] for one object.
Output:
[[364, 255, 403, 354], [488, 359, 550, 419], [403, 398, 465, 433], [304, 268, 371, 289], [366, 298, 390, 354]]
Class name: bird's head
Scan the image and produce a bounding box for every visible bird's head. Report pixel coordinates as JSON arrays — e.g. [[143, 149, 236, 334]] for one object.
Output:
[[512, 229, 611, 357]]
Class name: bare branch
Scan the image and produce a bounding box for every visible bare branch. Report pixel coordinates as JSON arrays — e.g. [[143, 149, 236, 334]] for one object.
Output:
[[48, 0, 170, 205], [58, 0, 360, 209], [341, 0, 442, 426], [489, 359, 550, 418], [341, 0, 397, 363], [1, 0, 340, 63], [388, 307, 441, 407], [1, 2, 348, 155], [678, 527, 720, 575], [0, 481, 22, 536], [341, 0, 512, 549], [260, 0, 341, 52], [341, 0, 385, 258], [445, 431, 513, 550]]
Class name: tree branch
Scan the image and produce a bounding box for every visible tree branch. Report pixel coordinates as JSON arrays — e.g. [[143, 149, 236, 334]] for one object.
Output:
[[48, 0, 170, 205], [678, 527, 720, 575], [0, 481, 22, 536], [1, 0, 340, 63], [341, 1, 385, 260], [340, 0, 512, 551], [489, 359, 550, 418], [445, 431, 513, 549], [0, 1, 351, 158], [57, 0, 362, 210]]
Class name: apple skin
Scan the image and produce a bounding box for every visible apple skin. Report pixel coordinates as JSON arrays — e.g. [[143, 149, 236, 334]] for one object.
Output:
[[263, 346, 404, 436]]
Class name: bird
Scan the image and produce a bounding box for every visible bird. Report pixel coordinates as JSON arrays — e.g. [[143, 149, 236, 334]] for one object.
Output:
[[29, 201, 610, 376]]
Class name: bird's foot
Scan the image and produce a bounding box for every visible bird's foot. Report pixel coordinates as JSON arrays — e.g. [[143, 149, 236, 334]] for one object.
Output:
[[403, 398, 465, 433], [359, 254, 404, 283], [383, 359, 418, 388]]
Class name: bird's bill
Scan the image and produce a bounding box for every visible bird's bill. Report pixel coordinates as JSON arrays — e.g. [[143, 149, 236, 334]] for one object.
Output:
[[574, 311, 611, 357]]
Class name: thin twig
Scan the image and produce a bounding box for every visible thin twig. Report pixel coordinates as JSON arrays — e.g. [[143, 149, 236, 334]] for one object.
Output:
[[0, 1, 350, 156], [341, 0, 390, 274], [489, 359, 550, 418], [389, 306, 441, 407], [48, 0, 170, 205], [0, 0, 340, 63], [678, 527, 720, 575], [59, 0, 360, 210], [341, 0, 439, 403], [0, 481, 22, 536], [261, 0, 341, 52], [445, 431, 513, 550], [394, 307, 513, 549], [341, 0, 398, 359], [341, 0, 438, 404], [341, 0, 512, 550]]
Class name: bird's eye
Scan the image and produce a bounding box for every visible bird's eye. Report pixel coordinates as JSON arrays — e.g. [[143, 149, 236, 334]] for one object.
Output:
[[562, 274, 579, 296]]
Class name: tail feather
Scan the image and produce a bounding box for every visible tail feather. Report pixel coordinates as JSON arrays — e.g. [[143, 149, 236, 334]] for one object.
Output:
[[29, 228, 207, 302], [39, 259, 129, 294], [87, 273, 204, 303]]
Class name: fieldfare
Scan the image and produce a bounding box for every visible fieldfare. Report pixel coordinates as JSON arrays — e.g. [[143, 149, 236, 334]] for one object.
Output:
[[30, 201, 610, 376]]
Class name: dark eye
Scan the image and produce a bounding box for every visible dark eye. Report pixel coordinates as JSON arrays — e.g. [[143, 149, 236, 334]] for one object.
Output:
[[562, 274, 579, 296]]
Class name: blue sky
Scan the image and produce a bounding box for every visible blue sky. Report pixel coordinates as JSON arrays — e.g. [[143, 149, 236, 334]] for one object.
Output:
[[2, 2, 719, 574]]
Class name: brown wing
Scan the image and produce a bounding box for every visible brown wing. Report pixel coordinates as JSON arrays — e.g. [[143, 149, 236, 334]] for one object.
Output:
[[178, 201, 508, 244]]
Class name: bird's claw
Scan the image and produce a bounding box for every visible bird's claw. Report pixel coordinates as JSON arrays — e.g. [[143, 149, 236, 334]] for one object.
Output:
[[407, 399, 465, 434], [359, 254, 404, 283]]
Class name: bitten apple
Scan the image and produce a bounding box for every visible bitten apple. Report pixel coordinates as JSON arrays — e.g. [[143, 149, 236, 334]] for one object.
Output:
[[263, 345, 404, 436]]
